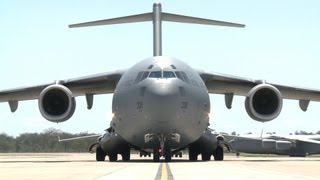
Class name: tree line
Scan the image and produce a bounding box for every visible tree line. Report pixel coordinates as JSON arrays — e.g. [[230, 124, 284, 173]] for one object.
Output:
[[0, 128, 97, 153], [1, 129, 320, 153]]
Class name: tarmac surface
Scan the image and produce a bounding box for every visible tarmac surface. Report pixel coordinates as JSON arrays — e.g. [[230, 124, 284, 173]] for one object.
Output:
[[0, 153, 320, 180]]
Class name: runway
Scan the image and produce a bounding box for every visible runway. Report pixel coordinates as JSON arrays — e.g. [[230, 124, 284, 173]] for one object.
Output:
[[1, 153, 320, 179]]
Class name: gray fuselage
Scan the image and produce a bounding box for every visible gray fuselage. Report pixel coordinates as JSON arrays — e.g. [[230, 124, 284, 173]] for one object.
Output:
[[111, 56, 210, 150]]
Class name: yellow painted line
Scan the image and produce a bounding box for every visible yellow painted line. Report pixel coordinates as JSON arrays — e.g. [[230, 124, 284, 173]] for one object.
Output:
[[161, 163, 168, 180]]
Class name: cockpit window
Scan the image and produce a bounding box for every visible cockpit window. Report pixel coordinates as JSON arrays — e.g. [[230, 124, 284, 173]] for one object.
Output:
[[140, 71, 149, 81], [163, 71, 176, 78], [149, 71, 162, 78], [134, 71, 150, 84], [175, 71, 190, 84]]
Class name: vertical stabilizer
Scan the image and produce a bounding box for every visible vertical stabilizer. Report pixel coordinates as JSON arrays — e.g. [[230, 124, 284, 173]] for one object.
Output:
[[152, 3, 162, 56]]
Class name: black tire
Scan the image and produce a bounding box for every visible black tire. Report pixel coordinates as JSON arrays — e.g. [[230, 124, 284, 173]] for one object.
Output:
[[179, 152, 182, 158], [189, 151, 198, 161], [201, 153, 211, 161], [214, 146, 224, 161], [122, 151, 130, 161], [109, 153, 118, 162], [96, 146, 106, 161], [165, 149, 172, 162], [153, 149, 160, 162]]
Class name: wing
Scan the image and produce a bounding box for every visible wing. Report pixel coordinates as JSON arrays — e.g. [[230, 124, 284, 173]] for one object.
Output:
[[269, 135, 320, 145], [0, 70, 125, 111], [198, 70, 320, 110]]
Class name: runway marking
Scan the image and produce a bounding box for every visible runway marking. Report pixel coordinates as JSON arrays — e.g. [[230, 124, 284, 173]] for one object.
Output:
[[161, 163, 167, 180], [155, 163, 174, 180]]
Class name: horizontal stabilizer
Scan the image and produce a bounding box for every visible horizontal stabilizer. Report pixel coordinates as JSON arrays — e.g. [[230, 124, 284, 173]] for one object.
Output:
[[69, 12, 245, 29], [69, 13, 152, 28], [162, 13, 245, 28]]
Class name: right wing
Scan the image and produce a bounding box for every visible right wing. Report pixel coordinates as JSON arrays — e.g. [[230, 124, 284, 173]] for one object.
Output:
[[0, 70, 126, 111]]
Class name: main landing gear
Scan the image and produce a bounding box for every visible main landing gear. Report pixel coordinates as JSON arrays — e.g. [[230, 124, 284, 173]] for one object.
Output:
[[188, 146, 224, 161], [95, 146, 131, 162]]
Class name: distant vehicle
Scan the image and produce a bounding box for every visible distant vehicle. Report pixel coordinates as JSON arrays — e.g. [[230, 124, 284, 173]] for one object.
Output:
[[225, 134, 320, 157]]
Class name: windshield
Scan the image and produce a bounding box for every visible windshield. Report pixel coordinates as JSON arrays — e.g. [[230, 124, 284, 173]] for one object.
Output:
[[163, 71, 176, 78], [149, 71, 176, 79], [149, 71, 162, 78]]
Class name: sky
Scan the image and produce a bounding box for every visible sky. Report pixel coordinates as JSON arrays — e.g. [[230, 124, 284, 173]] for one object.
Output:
[[1, 0, 320, 137]]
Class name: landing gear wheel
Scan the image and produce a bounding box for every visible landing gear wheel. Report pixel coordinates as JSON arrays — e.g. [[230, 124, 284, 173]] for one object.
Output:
[[201, 153, 211, 161], [109, 153, 118, 162], [214, 146, 224, 161], [165, 149, 171, 162], [96, 146, 106, 161], [153, 149, 160, 162], [189, 151, 198, 161], [121, 150, 130, 161]]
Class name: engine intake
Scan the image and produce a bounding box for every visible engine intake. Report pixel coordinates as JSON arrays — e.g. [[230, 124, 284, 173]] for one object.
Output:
[[38, 84, 76, 122], [245, 84, 282, 122]]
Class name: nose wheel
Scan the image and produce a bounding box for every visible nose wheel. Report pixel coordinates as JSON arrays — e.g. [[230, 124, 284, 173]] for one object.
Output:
[[164, 147, 172, 162], [150, 133, 177, 162], [153, 147, 172, 162], [153, 148, 160, 162]]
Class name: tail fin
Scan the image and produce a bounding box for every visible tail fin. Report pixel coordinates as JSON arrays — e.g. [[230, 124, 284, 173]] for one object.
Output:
[[69, 3, 245, 56]]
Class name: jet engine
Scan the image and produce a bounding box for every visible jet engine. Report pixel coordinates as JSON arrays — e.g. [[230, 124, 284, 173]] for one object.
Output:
[[38, 84, 76, 123], [245, 84, 283, 122]]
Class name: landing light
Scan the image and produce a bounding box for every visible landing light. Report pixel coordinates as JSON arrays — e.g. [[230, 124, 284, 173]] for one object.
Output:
[[208, 113, 214, 120], [107, 112, 115, 120]]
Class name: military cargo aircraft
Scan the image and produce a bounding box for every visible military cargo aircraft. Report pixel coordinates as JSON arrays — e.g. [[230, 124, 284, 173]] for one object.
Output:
[[225, 134, 320, 157], [1, 3, 320, 162]]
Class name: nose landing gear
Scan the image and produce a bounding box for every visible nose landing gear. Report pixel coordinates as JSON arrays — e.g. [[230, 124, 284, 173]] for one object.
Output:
[[149, 133, 179, 162], [153, 147, 172, 162]]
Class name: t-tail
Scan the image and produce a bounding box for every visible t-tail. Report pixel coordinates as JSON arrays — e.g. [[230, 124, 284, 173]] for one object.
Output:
[[69, 3, 245, 57]]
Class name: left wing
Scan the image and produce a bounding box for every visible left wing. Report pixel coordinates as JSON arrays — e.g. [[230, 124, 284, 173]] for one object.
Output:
[[198, 70, 320, 101]]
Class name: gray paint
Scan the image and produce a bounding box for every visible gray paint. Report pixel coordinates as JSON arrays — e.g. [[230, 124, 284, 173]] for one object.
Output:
[[153, 3, 162, 56], [226, 135, 320, 156]]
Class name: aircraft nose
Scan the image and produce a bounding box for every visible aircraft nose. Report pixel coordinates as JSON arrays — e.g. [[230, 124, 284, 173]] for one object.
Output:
[[145, 82, 179, 123], [148, 82, 178, 97]]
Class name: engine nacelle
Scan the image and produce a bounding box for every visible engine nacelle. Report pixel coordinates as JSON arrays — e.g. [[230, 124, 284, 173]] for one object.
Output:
[[245, 84, 283, 122], [38, 84, 76, 123]]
